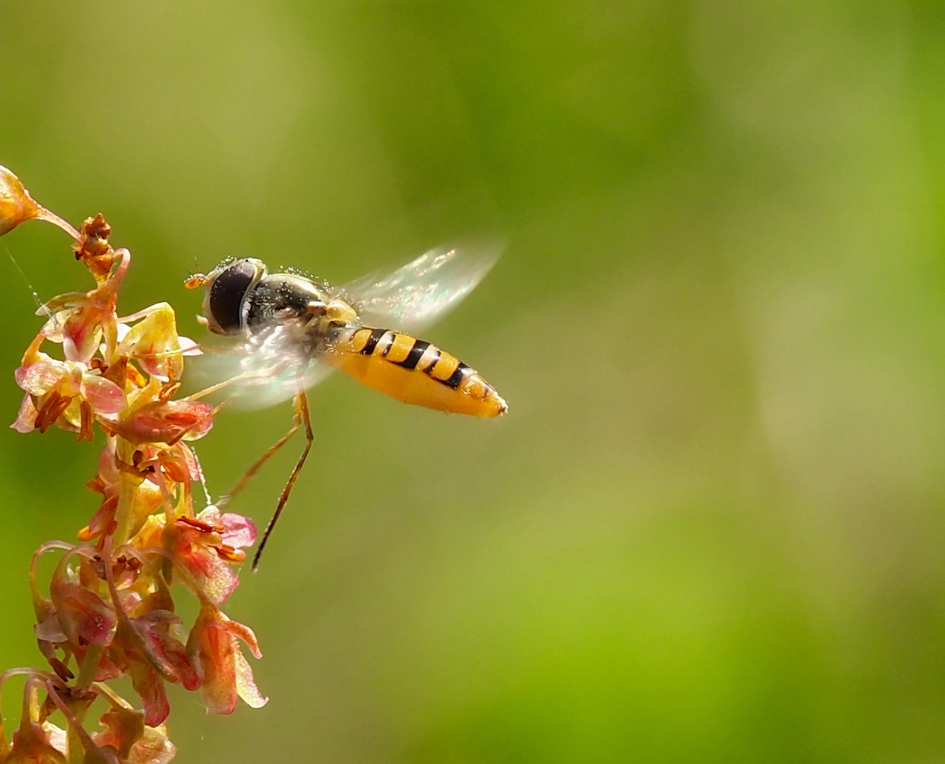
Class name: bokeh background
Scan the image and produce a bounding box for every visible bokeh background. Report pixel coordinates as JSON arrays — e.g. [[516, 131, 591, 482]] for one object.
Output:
[[3, 1, 945, 761]]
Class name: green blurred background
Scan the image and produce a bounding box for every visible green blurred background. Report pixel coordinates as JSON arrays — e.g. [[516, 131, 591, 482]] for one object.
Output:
[[3, 1, 945, 761]]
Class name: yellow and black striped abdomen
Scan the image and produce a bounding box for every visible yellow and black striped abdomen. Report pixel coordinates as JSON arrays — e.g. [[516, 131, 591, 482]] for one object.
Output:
[[326, 327, 507, 417]]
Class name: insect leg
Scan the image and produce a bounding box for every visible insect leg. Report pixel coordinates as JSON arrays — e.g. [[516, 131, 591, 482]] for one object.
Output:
[[215, 409, 302, 510], [252, 389, 314, 572]]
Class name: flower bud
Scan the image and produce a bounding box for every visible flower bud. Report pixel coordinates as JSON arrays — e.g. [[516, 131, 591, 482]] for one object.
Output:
[[0, 165, 41, 235]]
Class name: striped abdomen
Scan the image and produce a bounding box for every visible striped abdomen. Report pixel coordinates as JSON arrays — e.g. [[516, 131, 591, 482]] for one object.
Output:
[[325, 327, 507, 417]]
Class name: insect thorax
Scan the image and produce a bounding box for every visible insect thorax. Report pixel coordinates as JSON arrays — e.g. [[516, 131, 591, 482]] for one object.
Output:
[[245, 274, 329, 330]]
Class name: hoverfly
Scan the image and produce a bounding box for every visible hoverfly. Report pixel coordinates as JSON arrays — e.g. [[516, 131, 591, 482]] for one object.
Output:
[[185, 246, 507, 568]]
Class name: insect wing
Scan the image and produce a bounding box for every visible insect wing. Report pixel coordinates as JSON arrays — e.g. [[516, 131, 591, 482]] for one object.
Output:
[[193, 324, 334, 410], [235, 359, 333, 410], [336, 243, 503, 336]]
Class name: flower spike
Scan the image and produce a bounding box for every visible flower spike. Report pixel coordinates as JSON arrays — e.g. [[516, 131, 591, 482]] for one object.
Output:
[[0, 167, 265, 763]]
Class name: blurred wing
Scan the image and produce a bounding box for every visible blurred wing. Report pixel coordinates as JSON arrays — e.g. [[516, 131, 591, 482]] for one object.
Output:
[[191, 325, 335, 411], [225, 357, 334, 411], [337, 242, 503, 335]]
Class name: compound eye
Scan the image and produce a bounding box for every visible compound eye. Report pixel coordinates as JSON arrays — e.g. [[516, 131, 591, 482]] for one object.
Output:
[[205, 259, 262, 335]]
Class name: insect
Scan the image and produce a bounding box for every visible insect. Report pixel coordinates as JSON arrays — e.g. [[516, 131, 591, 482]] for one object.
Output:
[[185, 246, 507, 568]]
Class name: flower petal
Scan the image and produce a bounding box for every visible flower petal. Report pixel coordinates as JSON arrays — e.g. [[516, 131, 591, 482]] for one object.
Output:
[[233, 647, 268, 709], [196, 506, 257, 550], [219, 513, 257, 549], [63, 308, 106, 363], [81, 374, 127, 415], [11, 393, 38, 433], [129, 663, 170, 728], [178, 336, 201, 356], [15, 357, 67, 396]]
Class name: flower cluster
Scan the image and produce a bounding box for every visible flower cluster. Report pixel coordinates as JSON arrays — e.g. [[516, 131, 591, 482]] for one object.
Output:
[[0, 166, 265, 764]]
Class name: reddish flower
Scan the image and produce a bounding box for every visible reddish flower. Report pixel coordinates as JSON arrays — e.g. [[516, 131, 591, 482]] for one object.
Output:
[[12, 346, 126, 437], [4, 716, 67, 763], [35, 249, 129, 365], [116, 303, 199, 383], [92, 705, 176, 764], [114, 586, 199, 686], [110, 400, 214, 446], [96, 554, 200, 727], [81, 444, 185, 544], [187, 603, 266, 715], [0, 673, 68, 764], [165, 507, 256, 605], [47, 553, 116, 650]]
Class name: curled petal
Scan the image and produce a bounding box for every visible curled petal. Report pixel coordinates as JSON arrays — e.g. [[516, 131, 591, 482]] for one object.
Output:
[[222, 617, 262, 660], [233, 647, 267, 709], [190, 611, 238, 714], [178, 336, 201, 356]]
